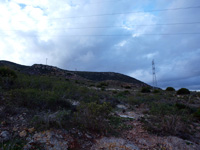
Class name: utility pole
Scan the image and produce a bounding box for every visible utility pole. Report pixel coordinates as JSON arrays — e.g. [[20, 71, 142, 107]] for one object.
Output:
[[46, 58, 48, 65], [152, 59, 157, 89]]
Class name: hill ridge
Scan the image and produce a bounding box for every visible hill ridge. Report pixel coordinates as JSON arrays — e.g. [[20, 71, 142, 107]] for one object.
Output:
[[0, 60, 148, 86]]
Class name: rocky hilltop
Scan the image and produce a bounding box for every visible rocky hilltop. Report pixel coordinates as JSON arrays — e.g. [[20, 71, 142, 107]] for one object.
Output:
[[0, 60, 147, 86]]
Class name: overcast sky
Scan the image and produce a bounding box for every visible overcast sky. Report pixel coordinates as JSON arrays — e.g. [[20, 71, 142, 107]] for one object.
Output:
[[0, 0, 200, 90]]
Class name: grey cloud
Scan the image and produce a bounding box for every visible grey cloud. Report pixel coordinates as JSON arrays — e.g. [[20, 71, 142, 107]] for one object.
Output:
[[0, 0, 200, 90]]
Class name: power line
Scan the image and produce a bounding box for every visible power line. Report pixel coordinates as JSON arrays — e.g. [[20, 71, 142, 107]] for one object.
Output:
[[72, 0, 123, 5], [63, 21, 200, 29], [1, 21, 200, 31], [46, 6, 200, 19], [0, 32, 200, 37], [7, 5, 200, 23]]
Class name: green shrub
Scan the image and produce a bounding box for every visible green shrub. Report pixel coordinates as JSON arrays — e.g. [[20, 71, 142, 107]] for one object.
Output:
[[175, 103, 187, 110], [127, 96, 142, 106], [9, 89, 72, 111], [101, 87, 106, 91], [109, 116, 133, 132], [123, 90, 130, 94], [150, 103, 177, 116], [124, 85, 131, 89], [14, 74, 102, 103], [67, 73, 73, 76], [74, 102, 112, 133], [0, 67, 17, 78], [89, 84, 95, 87], [193, 108, 200, 120], [166, 87, 175, 91], [175, 103, 195, 114], [141, 87, 151, 93], [0, 139, 27, 150], [144, 114, 190, 136], [116, 90, 130, 98], [14, 74, 56, 90], [0, 67, 17, 89], [177, 88, 190, 95], [75, 80, 79, 84], [153, 89, 160, 93], [31, 110, 72, 130], [145, 102, 192, 137], [97, 82, 109, 88], [112, 91, 118, 94]]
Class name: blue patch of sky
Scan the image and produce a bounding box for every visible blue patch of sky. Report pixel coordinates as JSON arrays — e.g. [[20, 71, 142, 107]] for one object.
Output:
[[19, 3, 26, 9], [142, 1, 160, 16], [34, 6, 43, 10]]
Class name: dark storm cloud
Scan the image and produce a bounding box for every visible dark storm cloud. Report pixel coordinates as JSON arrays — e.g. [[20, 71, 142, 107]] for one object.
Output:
[[0, 0, 200, 89]]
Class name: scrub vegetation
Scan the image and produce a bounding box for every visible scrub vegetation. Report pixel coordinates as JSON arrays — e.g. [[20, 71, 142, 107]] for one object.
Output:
[[0, 62, 200, 149]]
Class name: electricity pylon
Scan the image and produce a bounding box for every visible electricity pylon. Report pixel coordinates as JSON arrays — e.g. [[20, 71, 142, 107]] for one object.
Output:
[[152, 59, 157, 89]]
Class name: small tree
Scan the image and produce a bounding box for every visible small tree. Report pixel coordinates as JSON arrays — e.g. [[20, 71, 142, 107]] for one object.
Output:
[[177, 88, 190, 95], [0, 67, 17, 89], [166, 87, 175, 92], [141, 87, 151, 93]]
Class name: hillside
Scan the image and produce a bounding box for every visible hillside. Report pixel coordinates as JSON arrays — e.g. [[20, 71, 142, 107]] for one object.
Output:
[[0, 60, 147, 86], [0, 60, 200, 150]]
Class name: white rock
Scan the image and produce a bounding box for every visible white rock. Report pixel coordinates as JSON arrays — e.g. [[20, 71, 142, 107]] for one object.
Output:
[[0, 131, 10, 142], [91, 137, 139, 150], [117, 104, 127, 109]]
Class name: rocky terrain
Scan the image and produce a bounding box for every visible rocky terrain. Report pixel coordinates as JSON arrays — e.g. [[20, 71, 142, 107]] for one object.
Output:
[[0, 61, 200, 150]]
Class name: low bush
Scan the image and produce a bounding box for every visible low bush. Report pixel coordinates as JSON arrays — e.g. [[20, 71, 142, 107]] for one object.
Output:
[[31, 110, 72, 130], [144, 102, 192, 137], [193, 108, 200, 120], [153, 89, 160, 93], [0, 67, 17, 89], [145, 114, 190, 136], [97, 82, 109, 88], [116, 90, 130, 98], [109, 115, 133, 133], [0, 67, 17, 78], [175, 103, 196, 114], [0, 139, 27, 150], [127, 96, 143, 106], [123, 85, 131, 89], [15, 75, 61, 91], [74, 102, 112, 133], [101, 87, 105, 91], [177, 88, 190, 95], [149, 103, 177, 116], [166, 87, 175, 91], [9, 89, 72, 111], [141, 87, 151, 93], [112, 90, 118, 94], [175, 103, 187, 110]]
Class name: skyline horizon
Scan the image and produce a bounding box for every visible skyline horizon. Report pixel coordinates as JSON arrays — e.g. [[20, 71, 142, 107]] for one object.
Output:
[[1, 59, 199, 91], [0, 0, 200, 91]]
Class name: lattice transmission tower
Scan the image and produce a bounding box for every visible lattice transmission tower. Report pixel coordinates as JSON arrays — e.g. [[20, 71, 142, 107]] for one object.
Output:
[[152, 59, 157, 89], [46, 58, 48, 65]]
